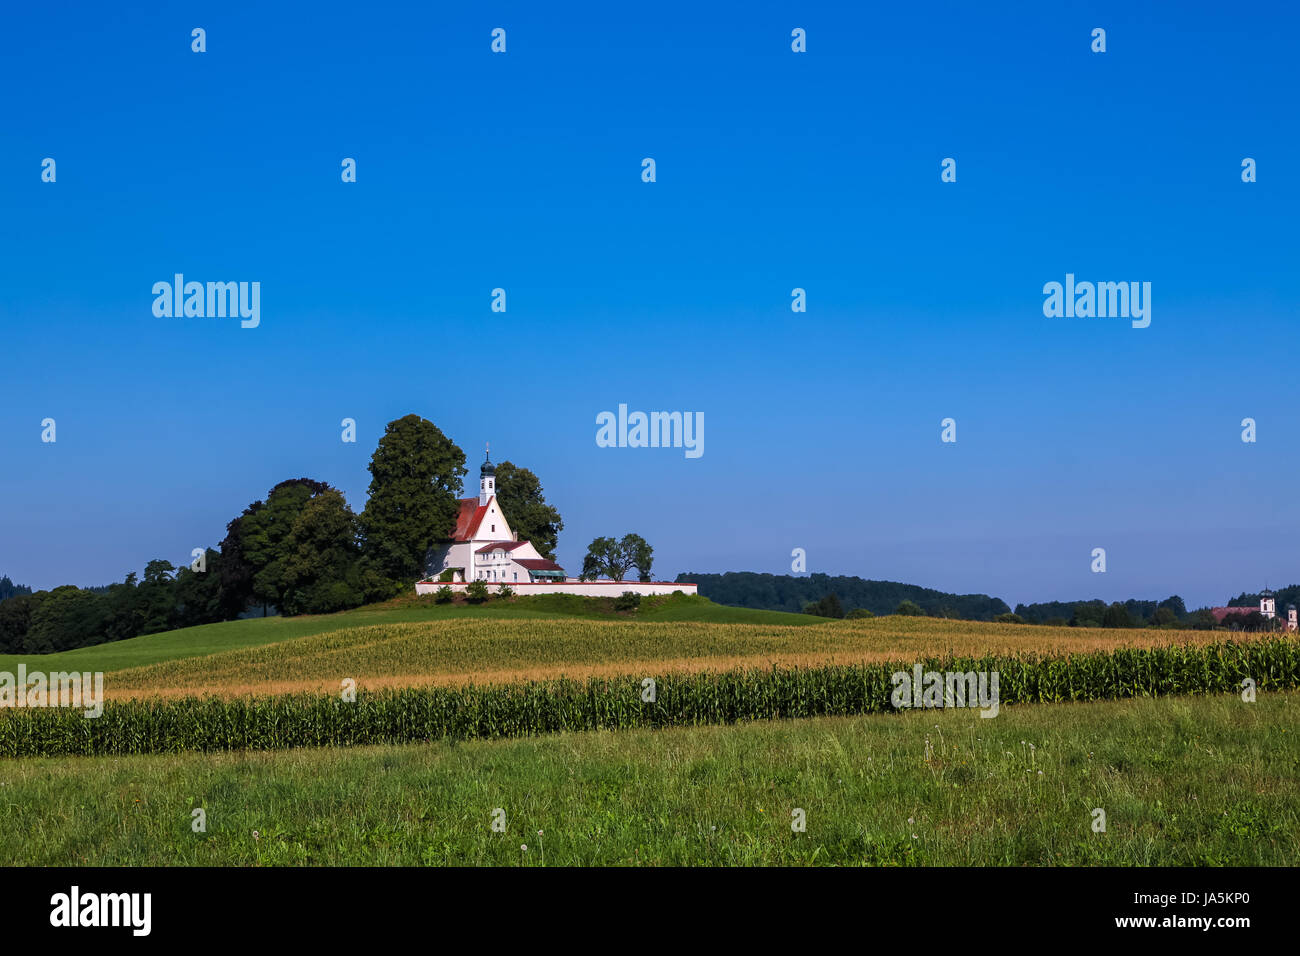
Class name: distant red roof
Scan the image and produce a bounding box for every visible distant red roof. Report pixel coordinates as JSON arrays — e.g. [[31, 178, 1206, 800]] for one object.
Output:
[[475, 541, 528, 554], [514, 559, 565, 572], [452, 497, 488, 541], [1210, 606, 1253, 622]]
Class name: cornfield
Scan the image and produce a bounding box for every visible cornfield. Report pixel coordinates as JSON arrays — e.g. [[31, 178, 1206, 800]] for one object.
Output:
[[101, 614, 1245, 699], [2, 638, 1296, 758]]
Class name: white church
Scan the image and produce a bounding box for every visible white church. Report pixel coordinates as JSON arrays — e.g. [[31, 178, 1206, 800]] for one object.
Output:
[[1210, 587, 1299, 631], [415, 448, 697, 598]]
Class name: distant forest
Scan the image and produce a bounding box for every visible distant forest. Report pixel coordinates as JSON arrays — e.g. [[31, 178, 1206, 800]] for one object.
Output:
[[676, 571, 1296, 630], [676, 572, 1011, 621], [0, 414, 564, 655], [1014, 596, 1191, 627], [0, 576, 32, 603], [1227, 585, 1300, 611]]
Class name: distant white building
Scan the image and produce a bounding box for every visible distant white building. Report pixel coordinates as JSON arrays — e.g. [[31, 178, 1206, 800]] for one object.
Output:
[[417, 447, 697, 598], [423, 448, 567, 585], [1210, 587, 1299, 631]]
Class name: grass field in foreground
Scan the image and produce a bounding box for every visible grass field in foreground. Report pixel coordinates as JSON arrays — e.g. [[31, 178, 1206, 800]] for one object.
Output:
[[101, 612, 1262, 700], [3, 691, 1296, 865], [0, 594, 816, 676]]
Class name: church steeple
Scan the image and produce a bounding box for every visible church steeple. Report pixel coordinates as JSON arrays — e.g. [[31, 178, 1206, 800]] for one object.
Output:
[[479, 443, 496, 505], [1260, 586, 1276, 620]]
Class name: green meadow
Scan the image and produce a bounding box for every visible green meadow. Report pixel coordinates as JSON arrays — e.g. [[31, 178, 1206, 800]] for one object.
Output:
[[2, 690, 1295, 866], [0, 593, 817, 676]]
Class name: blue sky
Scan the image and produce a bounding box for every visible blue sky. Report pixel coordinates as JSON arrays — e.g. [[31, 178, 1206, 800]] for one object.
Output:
[[1, 1, 1297, 610]]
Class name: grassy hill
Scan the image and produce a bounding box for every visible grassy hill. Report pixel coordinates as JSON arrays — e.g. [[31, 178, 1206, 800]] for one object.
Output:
[[0, 592, 815, 675], [40, 609, 1263, 702]]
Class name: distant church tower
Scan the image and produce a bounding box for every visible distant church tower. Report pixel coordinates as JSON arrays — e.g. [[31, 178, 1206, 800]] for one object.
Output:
[[479, 443, 496, 506], [1288, 604, 1297, 632], [1260, 587, 1276, 620]]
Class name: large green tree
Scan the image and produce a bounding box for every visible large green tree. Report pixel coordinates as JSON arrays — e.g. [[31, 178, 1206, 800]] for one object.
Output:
[[0, 592, 46, 653], [1102, 602, 1134, 628], [493, 461, 563, 559], [360, 415, 467, 585], [173, 549, 230, 628], [280, 488, 367, 615], [25, 586, 109, 653], [624, 533, 653, 581], [138, 559, 179, 634], [803, 593, 845, 618], [581, 534, 651, 582], [225, 478, 333, 614], [216, 506, 259, 616]]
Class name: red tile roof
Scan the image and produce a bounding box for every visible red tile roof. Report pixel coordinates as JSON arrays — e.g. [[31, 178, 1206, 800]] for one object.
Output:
[[1210, 606, 1253, 622], [451, 497, 488, 541], [514, 559, 565, 572], [475, 541, 528, 554]]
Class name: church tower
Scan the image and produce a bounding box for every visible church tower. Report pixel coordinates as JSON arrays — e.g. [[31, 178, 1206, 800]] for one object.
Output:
[[1260, 587, 1276, 620], [479, 444, 496, 506]]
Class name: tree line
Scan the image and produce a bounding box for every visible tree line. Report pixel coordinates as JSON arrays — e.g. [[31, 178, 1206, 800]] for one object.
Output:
[[678, 572, 1012, 621], [0, 415, 564, 654], [677, 571, 1295, 631], [0, 576, 31, 603]]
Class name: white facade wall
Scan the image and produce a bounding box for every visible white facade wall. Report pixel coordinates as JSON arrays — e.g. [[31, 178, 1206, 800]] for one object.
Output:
[[426, 541, 474, 581], [425, 496, 521, 582], [475, 499, 511, 544], [416, 581, 698, 598], [474, 545, 520, 582]]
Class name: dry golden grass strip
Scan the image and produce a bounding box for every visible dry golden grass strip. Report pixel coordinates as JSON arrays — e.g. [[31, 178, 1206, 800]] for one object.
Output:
[[98, 615, 1265, 702]]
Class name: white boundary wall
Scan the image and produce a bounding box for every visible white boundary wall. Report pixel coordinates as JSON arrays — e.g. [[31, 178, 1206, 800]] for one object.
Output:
[[416, 580, 698, 597]]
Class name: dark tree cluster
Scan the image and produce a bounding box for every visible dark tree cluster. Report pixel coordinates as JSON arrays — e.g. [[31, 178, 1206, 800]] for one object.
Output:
[[680, 572, 1011, 621], [0, 557, 226, 654], [0, 575, 32, 603], [0, 415, 565, 654], [1015, 596, 1191, 628], [802, 593, 845, 618], [581, 534, 653, 582]]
